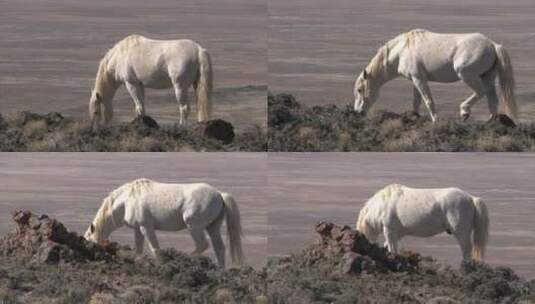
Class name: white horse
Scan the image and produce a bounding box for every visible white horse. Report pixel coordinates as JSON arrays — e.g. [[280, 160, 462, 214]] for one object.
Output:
[[353, 29, 518, 123], [84, 178, 244, 268], [356, 184, 489, 261], [89, 35, 213, 127]]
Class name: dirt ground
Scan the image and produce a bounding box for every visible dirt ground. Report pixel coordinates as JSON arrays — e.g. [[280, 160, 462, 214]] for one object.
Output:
[[269, 0, 535, 123], [0, 0, 266, 130]]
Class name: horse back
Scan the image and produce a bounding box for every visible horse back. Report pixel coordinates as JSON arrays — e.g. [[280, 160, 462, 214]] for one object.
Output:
[[398, 31, 495, 81], [112, 36, 200, 85]]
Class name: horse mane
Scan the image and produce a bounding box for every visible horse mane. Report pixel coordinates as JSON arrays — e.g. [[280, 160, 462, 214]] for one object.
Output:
[[366, 29, 428, 78], [366, 45, 389, 79], [112, 178, 155, 201], [102, 34, 144, 63], [96, 34, 145, 84], [92, 178, 154, 238], [376, 183, 404, 202], [356, 207, 368, 231], [401, 29, 427, 48], [92, 195, 114, 238], [356, 184, 405, 237]]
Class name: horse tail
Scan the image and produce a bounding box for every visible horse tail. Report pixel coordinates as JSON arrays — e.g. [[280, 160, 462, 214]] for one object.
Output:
[[471, 197, 489, 261], [221, 192, 244, 266], [494, 43, 518, 122], [196, 46, 213, 122]]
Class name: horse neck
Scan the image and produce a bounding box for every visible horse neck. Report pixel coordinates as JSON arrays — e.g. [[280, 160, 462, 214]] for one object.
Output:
[[94, 60, 119, 100], [96, 197, 123, 240], [365, 197, 386, 230], [369, 46, 401, 90]]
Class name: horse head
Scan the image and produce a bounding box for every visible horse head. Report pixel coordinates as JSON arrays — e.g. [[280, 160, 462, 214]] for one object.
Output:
[[89, 90, 103, 126], [84, 197, 117, 245], [355, 206, 380, 243], [353, 70, 377, 115]]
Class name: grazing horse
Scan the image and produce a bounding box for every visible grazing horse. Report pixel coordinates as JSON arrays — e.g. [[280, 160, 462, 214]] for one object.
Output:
[[89, 35, 213, 127], [353, 29, 517, 123], [84, 178, 244, 268], [356, 184, 489, 261]]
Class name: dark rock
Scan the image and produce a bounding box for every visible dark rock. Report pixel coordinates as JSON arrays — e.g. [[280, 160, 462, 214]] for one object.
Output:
[[130, 115, 159, 130], [44, 112, 64, 126], [1, 210, 115, 264], [268, 93, 301, 127], [200, 119, 235, 144], [341, 251, 364, 274], [497, 114, 516, 128], [312, 221, 420, 274], [34, 242, 61, 264], [315, 221, 334, 238]]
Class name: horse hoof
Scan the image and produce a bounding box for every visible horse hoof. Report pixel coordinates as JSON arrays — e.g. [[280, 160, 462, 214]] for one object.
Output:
[[461, 113, 470, 121]]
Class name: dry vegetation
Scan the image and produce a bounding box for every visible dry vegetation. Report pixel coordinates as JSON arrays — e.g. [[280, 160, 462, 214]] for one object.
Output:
[[268, 93, 535, 152], [0, 112, 266, 152], [268, 222, 535, 303], [1, 211, 534, 303], [0, 211, 267, 304]]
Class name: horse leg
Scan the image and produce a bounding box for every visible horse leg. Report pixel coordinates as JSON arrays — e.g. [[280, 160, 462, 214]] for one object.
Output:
[[453, 230, 473, 261], [173, 82, 189, 127], [139, 225, 160, 256], [411, 77, 438, 123], [207, 215, 226, 267], [188, 224, 209, 256], [482, 72, 499, 121], [125, 82, 146, 117], [458, 73, 486, 121], [134, 226, 145, 255], [383, 227, 399, 254], [412, 86, 422, 116]]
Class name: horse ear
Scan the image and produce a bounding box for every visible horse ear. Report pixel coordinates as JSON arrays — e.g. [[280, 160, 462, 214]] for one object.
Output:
[[363, 70, 368, 79], [90, 223, 95, 233]]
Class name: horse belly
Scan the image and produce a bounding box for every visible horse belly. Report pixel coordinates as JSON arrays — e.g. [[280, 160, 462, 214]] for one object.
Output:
[[397, 203, 447, 237], [426, 67, 459, 83], [422, 60, 459, 83], [153, 215, 186, 231], [402, 222, 444, 237], [141, 71, 173, 89], [149, 208, 187, 231]]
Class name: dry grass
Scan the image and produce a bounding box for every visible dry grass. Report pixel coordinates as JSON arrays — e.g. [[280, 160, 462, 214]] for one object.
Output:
[[269, 93, 535, 152], [22, 120, 48, 138], [1, 212, 534, 304], [0, 112, 266, 152]]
